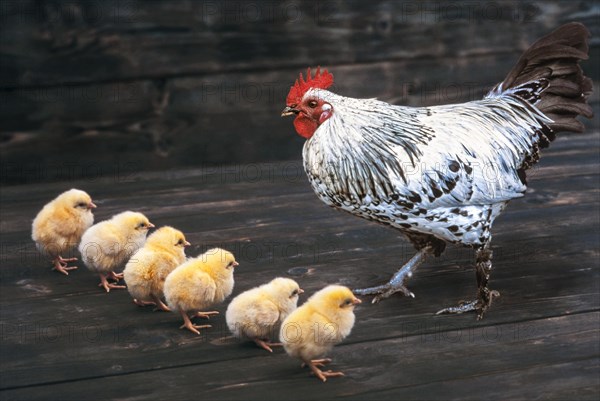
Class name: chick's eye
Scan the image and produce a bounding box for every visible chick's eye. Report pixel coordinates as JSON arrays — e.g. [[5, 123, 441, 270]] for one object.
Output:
[[308, 100, 318, 108], [75, 202, 86, 208], [291, 290, 298, 296], [177, 239, 183, 245]]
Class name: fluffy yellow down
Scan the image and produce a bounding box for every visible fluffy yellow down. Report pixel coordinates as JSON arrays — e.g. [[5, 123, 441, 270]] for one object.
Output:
[[164, 248, 237, 314], [123, 226, 189, 304], [226, 277, 302, 341], [280, 285, 360, 362], [78, 211, 153, 275], [32, 189, 95, 257]]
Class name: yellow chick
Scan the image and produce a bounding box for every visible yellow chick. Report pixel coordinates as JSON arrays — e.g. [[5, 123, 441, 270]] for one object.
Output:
[[31, 189, 97, 275], [164, 248, 238, 335], [279, 285, 361, 382], [78, 211, 154, 292], [226, 277, 303, 352], [123, 226, 190, 311]]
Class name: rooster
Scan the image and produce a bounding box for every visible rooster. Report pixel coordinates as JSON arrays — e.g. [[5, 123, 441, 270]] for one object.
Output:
[[281, 23, 593, 319]]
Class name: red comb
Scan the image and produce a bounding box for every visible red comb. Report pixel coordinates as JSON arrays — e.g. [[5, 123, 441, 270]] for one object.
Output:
[[286, 67, 334, 105]]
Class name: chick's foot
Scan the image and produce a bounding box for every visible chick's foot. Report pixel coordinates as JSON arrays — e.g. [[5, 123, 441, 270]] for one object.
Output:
[[305, 359, 344, 382], [52, 256, 79, 275], [179, 311, 211, 335], [133, 299, 156, 307], [98, 274, 126, 292], [310, 358, 332, 367]]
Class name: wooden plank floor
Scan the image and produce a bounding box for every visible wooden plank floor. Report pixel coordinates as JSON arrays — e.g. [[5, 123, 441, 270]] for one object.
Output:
[[0, 133, 599, 400]]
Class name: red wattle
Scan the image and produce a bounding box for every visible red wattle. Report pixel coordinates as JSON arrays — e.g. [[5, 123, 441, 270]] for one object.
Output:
[[293, 115, 318, 139]]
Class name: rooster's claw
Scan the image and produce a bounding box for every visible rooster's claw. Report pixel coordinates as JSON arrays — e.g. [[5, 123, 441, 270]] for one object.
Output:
[[436, 290, 500, 320], [354, 283, 415, 303]]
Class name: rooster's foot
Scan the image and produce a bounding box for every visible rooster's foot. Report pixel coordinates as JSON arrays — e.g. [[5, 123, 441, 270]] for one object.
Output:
[[436, 290, 500, 320], [354, 282, 414, 304], [354, 246, 432, 303]]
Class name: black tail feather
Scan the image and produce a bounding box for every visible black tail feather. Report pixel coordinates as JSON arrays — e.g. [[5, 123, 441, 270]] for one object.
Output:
[[490, 22, 593, 134]]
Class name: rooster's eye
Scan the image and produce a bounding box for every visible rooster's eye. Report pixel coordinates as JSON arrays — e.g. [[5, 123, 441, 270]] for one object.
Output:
[[308, 100, 318, 108]]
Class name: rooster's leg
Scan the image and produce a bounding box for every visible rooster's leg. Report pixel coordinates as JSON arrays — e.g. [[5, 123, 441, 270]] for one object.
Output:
[[436, 248, 500, 319], [354, 246, 432, 303]]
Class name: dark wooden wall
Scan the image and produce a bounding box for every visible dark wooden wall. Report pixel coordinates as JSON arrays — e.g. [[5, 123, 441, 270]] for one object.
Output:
[[1, 0, 598, 184]]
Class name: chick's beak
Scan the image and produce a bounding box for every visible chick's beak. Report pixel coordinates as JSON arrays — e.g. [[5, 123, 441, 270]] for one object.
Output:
[[352, 297, 362, 305], [281, 106, 299, 117], [298, 288, 305, 294], [147, 222, 155, 229], [233, 261, 239, 268], [88, 202, 97, 209], [184, 241, 191, 247]]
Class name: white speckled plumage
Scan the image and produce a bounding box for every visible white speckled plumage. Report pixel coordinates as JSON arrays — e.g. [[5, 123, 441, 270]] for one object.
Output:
[[302, 90, 551, 246]]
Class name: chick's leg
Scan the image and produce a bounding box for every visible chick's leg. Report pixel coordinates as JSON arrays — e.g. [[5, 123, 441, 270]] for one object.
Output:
[[354, 246, 432, 303], [193, 311, 219, 319], [108, 271, 124, 281], [133, 299, 156, 307], [436, 248, 500, 320], [151, 295, 171, 312], [253, 338, 282, 353], [52, 256, 78, 275], [179, 311, 211, 335], [98, 273, 126, 292]]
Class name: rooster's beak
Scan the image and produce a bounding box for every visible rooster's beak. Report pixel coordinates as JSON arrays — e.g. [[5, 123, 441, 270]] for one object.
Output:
[[281, 106, 299, 117]]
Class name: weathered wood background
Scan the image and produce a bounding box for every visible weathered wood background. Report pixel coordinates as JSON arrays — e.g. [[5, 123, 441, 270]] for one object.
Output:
[[0, 0, 598, 184]]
